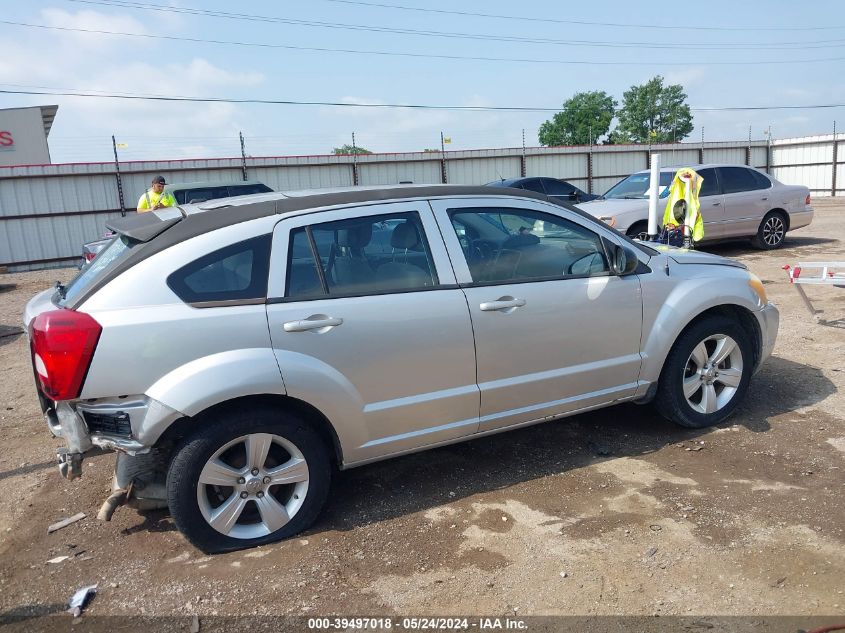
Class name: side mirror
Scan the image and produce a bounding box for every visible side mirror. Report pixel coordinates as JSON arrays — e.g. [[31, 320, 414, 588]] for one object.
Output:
[[610, 244, 639, 276]]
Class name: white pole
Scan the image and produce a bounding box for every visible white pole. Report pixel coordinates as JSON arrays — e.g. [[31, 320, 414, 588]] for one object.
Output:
[[647, 153, 661, 238]]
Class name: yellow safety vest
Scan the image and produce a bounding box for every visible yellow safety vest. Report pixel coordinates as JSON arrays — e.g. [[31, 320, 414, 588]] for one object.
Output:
[[137, 189, 177, 212], [662, 168, 704, 242]]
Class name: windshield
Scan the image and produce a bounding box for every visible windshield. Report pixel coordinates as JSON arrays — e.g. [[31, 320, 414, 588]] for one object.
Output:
[[59, 235, 135, 306], [603, 172, 674, 200]]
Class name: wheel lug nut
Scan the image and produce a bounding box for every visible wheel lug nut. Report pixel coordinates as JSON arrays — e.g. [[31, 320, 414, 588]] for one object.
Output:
[[257, 492, 264, 498], [251, 468, 259, 476], [262, 476, 271, 484], [237, 477, 245, 484], [240, 491, 248, 499]]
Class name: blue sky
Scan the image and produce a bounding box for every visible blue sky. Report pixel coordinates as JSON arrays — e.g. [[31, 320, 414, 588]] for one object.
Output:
[[1, 0, 844, 163]]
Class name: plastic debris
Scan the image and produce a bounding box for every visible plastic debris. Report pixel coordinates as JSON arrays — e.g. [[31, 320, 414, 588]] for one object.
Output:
[[67, 584, 97, 617], [48, 512, 86, 533], [47, 555, 70, 564]]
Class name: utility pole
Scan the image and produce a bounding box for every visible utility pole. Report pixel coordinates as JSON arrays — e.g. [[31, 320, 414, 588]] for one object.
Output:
[[833, 121, 838, 197], [111, 135, 126, 217], [521, 128, 527, 177], [587, 124, 594, 194], [239, 131, 248, 181], [440, 131, 448, 184], [351, 131, 359, 186]]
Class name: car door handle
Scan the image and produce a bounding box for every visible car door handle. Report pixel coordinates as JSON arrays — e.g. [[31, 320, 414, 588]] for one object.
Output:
[[761, 196, 768, 201], [283, 316, 343, 332], [711, 201, 722, 206], [480, 298, 526, 312]]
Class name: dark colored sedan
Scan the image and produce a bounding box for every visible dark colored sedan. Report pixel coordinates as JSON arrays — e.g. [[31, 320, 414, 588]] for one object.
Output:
[[486, 177, 599, 204]]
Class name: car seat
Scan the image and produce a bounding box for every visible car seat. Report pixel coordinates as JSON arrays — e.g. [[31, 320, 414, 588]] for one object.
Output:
[[376, 221, 432, 288], [329, 223, 375, 290]]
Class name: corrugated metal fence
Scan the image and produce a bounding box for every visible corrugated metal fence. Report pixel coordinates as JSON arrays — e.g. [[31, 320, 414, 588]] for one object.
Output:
[[0, 133, 841, 271]]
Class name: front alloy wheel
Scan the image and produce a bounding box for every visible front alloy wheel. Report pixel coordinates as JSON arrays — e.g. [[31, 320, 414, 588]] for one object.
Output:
[[656, 315, 752, 428], [681, 334, 744, 415]]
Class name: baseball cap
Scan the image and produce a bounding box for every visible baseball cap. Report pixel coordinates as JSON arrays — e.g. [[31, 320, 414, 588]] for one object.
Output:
[[152, 175, 166, 184]]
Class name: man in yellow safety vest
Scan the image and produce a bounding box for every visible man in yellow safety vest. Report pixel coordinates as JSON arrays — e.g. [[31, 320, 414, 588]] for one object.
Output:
[[137, 175, 177, 213]]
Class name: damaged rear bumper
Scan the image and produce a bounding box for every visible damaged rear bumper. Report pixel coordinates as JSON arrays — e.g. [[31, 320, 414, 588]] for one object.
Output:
[[45, 395, 181, 480]]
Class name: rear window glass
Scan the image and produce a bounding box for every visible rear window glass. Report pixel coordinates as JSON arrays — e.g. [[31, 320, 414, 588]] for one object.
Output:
[[167, 234, 271, 305], [59, 236, 134, 306]]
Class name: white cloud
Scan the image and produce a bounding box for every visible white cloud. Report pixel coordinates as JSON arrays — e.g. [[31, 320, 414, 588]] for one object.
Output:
[[1, 7, 266, 161]]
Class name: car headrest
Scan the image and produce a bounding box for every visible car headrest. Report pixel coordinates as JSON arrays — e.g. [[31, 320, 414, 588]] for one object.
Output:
[[391, 222, 421, 250], [337, 223, 373, 249]]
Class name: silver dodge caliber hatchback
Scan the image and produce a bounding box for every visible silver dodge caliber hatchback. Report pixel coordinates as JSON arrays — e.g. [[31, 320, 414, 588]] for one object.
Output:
[[24, 185, 778, 552]]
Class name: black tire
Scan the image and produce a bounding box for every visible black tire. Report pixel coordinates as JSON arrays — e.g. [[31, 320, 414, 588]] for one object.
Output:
[[167, 406, 331, 553], [655, 315, 753, 429], [751, 210, 787, 250], [626, 221, 649, 241]]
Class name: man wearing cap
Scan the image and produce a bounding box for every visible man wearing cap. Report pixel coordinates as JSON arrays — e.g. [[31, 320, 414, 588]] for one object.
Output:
[[137, 176, 177, 212]]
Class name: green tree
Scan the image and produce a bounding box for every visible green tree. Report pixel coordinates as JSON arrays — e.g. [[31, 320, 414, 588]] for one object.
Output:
[[610, 75, 693, 144], [333, 144, 372, 155], [538, 91, 617, 146]]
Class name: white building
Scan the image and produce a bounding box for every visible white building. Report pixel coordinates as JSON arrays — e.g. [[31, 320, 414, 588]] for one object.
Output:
[[0, 105, 58, 166]]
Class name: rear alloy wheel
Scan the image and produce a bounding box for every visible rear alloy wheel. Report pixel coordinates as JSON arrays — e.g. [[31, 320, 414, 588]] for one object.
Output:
[[167, 408, 331, 553], [751, 211, 787, 250], [655, 316, 752, 428]]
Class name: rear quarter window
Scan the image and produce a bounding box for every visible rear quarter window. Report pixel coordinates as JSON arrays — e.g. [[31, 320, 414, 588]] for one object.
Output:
[[167, 234, 272, 305]]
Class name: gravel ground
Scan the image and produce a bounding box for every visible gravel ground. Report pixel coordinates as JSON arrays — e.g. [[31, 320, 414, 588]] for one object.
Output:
[[0, 201, 843, 629]]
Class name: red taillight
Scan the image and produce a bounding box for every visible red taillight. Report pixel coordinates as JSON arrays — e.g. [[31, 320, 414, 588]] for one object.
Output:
[[84, 251, 97, 262], [29, 309, 101, 401], [805, 194, 812, 206]]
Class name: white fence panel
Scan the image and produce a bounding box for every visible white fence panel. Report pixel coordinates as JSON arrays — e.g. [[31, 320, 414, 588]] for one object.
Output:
[[702, 147, 746, 164], [751, 147, 768, 169], [658, 150, 701, 168], [771, 165, 831, 192], [526, 153, 588, 179], [0, 174, 117, 215], [772, 142, 833, 167], [592, 151, 647, 180], [252, 165, 352, 191], [448, 157, 521, 184], [358, 160, 441, 186]]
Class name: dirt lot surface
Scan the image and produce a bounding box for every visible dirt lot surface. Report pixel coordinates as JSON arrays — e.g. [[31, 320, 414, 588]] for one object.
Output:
[[0, 202, 843, 629]]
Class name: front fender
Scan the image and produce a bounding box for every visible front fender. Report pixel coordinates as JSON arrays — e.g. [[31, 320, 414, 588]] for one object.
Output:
[[143, 348, 286, 442], [639, 266, 763, 384]]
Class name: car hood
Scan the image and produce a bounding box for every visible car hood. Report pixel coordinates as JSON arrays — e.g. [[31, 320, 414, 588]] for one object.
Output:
[[649, 245, 747, 270], [578, 198, 649, 217]]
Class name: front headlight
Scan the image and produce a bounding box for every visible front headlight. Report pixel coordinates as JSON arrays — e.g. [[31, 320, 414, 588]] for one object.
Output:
[[748, 273, 768, 305]]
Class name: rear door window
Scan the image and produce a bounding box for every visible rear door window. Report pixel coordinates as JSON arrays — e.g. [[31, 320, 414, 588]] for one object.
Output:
[[287, 212, 439, 298], [718, 167, 762, 194]]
